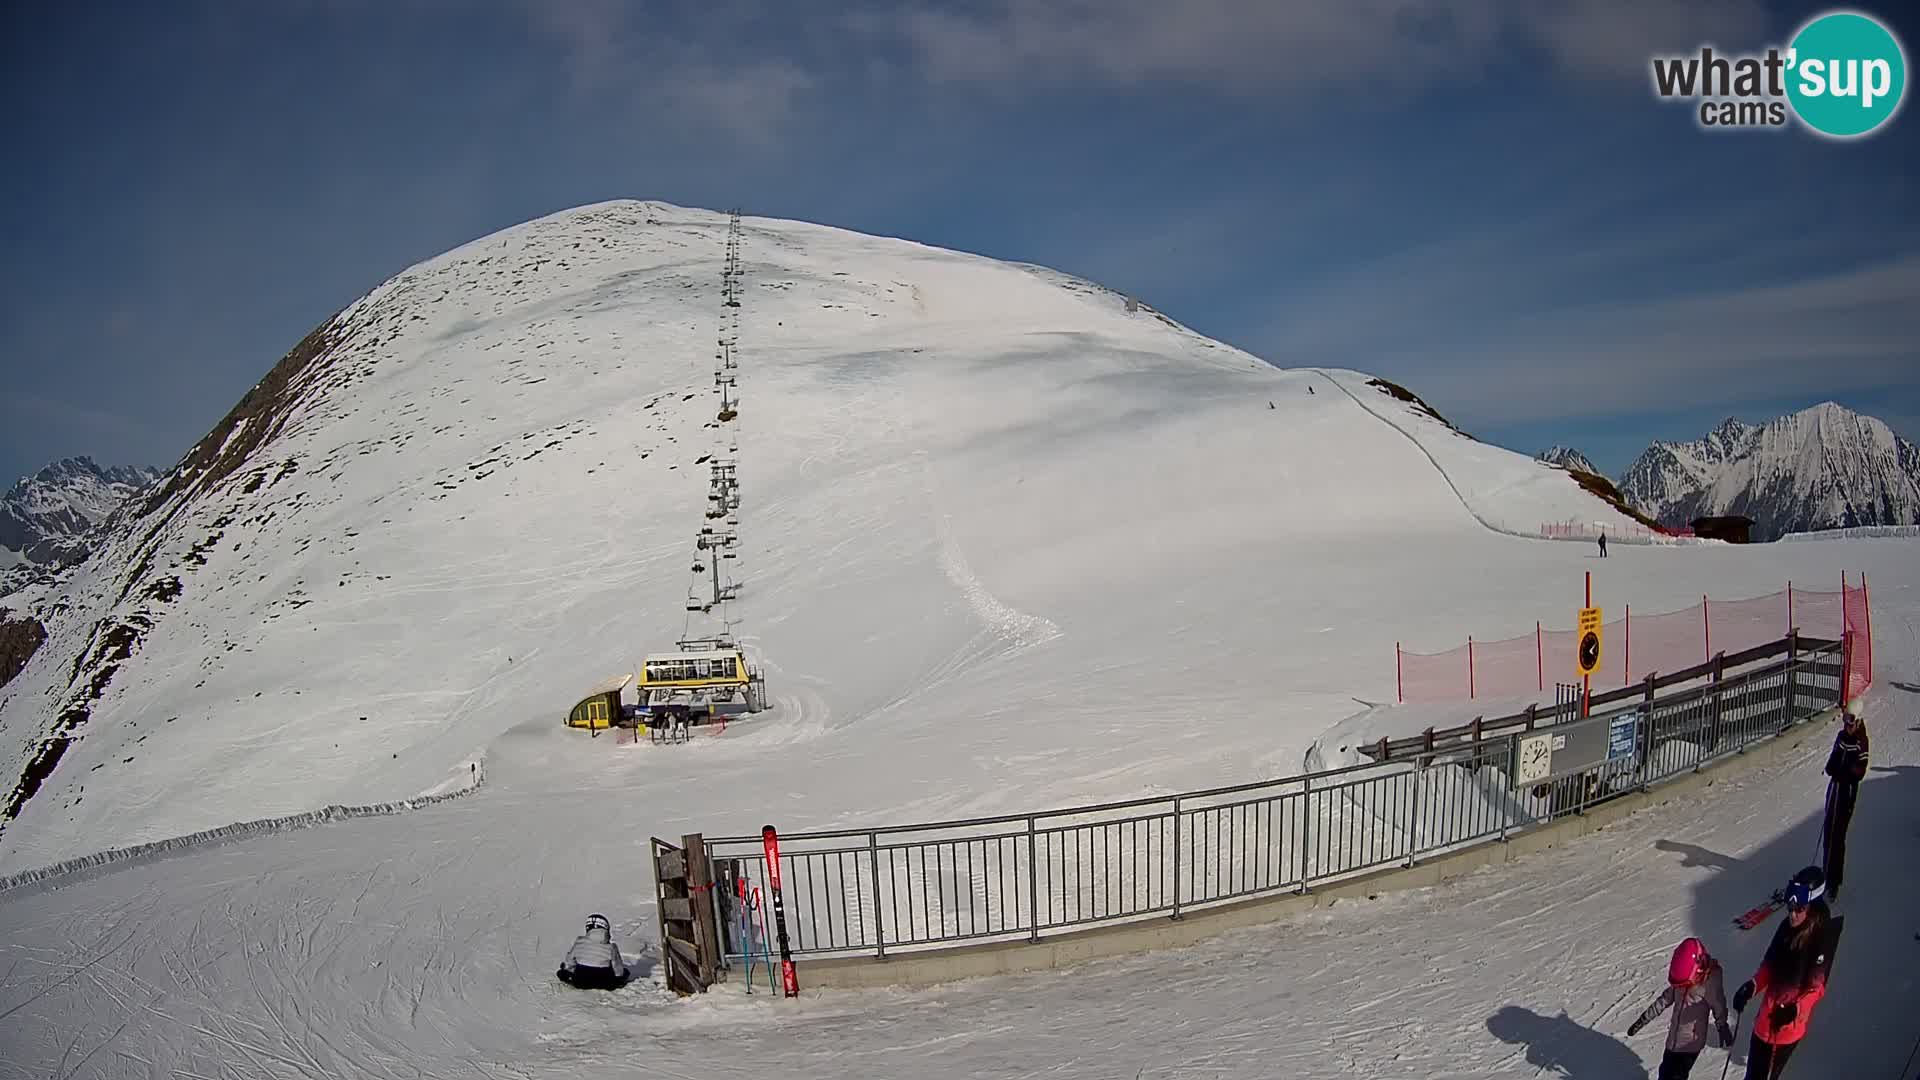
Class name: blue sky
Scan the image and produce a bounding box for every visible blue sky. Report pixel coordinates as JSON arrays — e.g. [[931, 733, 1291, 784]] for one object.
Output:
[[2, 0, 1916, 485]]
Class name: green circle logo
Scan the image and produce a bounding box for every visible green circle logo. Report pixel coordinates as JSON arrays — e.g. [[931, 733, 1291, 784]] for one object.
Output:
[[1786, 11, 1907, 137]]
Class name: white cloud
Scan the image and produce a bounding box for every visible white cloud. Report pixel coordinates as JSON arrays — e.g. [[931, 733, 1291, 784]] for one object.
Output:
[[850, 0, 1773, 94]]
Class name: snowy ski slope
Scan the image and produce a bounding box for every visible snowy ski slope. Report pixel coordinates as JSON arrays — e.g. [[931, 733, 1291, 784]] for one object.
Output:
[[0, 201, 1914, 1077], [0, 200, 1648, 873]]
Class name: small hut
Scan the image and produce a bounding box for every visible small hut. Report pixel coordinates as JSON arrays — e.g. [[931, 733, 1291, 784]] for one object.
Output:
[[565, 673, 633, 732], [1689, 515, 1754, 544]]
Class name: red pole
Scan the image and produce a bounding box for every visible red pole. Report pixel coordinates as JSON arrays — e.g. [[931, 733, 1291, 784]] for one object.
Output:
[[1624, 603, 1631, 685], [1468, 636, 1476, 700], [1863, 573, 1873, 683], [1841, 572, 1851, 702], [1396, 642, 1403, 703], [1702, 594, 1711, 663], [1536, 621, 1543, 691]]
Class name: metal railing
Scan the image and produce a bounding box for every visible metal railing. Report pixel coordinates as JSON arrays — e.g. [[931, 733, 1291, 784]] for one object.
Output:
[[699, 639, 1843, 963], [1377, 632, 1836, 761]]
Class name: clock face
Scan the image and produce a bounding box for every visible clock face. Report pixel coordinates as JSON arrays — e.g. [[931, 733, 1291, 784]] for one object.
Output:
[[1579, 631, 1600, 673], [1516, 734, 1553, 783]]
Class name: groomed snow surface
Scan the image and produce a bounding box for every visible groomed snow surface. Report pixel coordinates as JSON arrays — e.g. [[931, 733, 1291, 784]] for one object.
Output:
[[0, 202, 1915, 1077]]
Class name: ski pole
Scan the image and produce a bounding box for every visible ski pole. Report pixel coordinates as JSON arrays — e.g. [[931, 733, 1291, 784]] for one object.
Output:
[[1817, 779, 1834, 864], [754, 886, 776, 992], [736, 877, 753, 995], [1720, 1006, 1743, 1080]]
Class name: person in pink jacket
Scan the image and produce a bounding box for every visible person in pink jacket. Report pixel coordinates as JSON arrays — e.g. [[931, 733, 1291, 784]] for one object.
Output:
[[1628, 937, 1733, 1079], [1732, 870, 1835, 1078]]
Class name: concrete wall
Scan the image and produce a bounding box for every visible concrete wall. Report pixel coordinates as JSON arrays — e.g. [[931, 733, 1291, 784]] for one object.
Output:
[[794, 709, 1835, 991]]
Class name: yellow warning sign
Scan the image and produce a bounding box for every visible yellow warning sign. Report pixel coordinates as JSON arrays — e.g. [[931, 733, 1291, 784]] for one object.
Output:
[[1577, 606, 1603, 677]]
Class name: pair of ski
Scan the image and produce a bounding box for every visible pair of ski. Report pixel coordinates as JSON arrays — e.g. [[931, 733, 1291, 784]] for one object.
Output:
[[1732, 888, 1792, 930], [1732, 890, 1844, 931]]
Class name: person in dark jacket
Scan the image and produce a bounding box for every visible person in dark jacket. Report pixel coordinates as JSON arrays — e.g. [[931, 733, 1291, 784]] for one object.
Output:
[[557, 913, 631, 990], [1628, 937, 1733, 1079], [1821, 708, 1869, 900], [1598, 531, 1608, 557], [1732, 870, 1833, 1078]]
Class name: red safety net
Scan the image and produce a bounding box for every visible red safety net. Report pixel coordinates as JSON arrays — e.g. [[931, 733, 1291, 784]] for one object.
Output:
[[1538, 520, 1695, 541], [1843, 574, 1872, 704], [1397, 579, 1868, 704]]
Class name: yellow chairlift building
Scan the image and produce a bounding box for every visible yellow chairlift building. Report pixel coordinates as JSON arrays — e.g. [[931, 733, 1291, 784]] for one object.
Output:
[[636, 641, 767, 722], [565, 673, 633, 732]]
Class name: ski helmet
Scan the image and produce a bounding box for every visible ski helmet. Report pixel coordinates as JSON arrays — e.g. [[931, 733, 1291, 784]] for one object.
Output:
[[1786, 865, 1826, 907], [1668, 937, 1709, 985]]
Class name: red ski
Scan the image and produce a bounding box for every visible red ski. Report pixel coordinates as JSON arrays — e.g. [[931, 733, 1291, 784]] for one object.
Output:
[[1733, 889, 1789, 930]]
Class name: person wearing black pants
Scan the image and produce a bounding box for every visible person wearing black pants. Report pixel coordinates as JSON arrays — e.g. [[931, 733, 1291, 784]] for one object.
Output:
[[1822, 708, 1869, 900]]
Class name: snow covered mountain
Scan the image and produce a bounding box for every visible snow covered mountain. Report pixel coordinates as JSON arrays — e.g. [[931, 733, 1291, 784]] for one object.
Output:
[[0, 456, 164, 567], [1535, 445, 1599, 475], [0, 200, 1653, 871], [0, 199, 1915, 1080], [1618, 404, 1920, 541]]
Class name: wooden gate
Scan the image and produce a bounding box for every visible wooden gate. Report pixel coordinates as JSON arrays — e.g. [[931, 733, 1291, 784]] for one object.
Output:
[[650, 833, 722, 995]]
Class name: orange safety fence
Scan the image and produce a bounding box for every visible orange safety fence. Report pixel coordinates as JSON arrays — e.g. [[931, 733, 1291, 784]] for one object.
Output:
[[1397, 577, 1873, 704]]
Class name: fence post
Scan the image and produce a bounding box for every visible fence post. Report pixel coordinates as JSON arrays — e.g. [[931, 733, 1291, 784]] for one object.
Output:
[[868, 831, 886, 958], [1296, 778, 1310, 892], [1498, 732, 1513, 841], [1709, 654, 1726, 746], [1785, 629, 1799, 725], [1405, 760, 1421, 867], [1170, 797, 1184, 920], [1624, 604, 1631, 686], [1841, 628, 1853, 709], [1524, 703, 1537, 731], [1025, 817, 1039, 943]]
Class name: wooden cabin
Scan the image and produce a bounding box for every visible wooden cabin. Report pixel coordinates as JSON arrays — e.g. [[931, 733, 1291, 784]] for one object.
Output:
[[1689, 515, 1754, 544]]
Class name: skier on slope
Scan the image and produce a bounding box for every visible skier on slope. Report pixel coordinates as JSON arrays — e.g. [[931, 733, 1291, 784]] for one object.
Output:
[[1627, 937, 1733, 1079], [1821, 706, 1869, 901], [1731, 868, 1833, 1078], [557, 913, 631, 990], [1598, 531, 1608, 558]]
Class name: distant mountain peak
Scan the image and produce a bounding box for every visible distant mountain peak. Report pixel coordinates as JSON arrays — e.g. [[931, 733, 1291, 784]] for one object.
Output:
[[1536, 446, 1600, 476], [1618, 402, 1920, 540], [1, 457, 166, 573]]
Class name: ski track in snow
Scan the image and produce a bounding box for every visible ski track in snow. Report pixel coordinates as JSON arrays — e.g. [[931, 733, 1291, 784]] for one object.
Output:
[[921, 450, 1062, 655]]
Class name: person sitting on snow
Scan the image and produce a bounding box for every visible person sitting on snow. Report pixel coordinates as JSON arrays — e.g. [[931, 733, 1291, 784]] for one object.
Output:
[[557, 913, 631, 990]]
